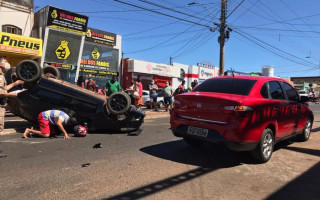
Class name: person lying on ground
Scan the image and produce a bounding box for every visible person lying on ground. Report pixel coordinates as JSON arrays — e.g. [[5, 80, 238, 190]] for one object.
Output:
[[23, 110, 77, 139]]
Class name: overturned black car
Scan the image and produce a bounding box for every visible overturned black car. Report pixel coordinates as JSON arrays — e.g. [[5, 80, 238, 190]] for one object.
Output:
[[7, 60, 145, 133]]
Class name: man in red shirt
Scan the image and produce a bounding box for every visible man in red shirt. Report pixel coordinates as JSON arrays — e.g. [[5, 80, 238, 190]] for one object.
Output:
[[178, 80, 186, 93]]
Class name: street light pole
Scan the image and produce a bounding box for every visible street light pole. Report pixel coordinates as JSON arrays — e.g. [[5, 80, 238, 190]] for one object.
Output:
[[219, 0, 227, 76]]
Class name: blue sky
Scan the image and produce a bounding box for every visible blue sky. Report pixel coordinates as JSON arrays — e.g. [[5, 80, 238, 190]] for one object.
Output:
[[34, 0, 320, 78]]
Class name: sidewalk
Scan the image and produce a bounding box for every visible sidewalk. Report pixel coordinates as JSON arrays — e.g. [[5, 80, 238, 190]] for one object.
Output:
[[2, 113, 32, 135], [142, 107, 170, 119]]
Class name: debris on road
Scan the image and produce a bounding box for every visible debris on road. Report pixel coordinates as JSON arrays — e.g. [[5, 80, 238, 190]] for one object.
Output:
[[93, 143, 102, 148]]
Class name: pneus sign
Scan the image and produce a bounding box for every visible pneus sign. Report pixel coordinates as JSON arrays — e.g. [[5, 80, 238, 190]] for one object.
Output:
[[0, 32, 42, 57], [44, 29, 82, 65]]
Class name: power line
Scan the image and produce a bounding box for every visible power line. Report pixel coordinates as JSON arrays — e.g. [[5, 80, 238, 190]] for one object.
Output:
[[112, 0, 214, 29], [232, 28, 319, 69], [227, 0, 245, 18], [137, 0, 213, 23]]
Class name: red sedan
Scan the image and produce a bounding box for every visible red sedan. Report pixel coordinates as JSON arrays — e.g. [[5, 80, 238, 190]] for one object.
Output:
[[170, 76, 313, 163]]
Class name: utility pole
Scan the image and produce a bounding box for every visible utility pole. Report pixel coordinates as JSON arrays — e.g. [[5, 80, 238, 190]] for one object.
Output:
[[219, 0, 227, 76]]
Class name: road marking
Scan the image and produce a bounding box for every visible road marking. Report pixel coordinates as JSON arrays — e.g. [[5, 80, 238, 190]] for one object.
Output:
[[1, 138, 46, 144]]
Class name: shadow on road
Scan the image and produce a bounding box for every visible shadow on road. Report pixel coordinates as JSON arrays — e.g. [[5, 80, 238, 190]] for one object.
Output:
[[266, 146, 320, 200], [102, 140, 256, 200], [4, 120, 32, 132], [312, 126, 320, 132]]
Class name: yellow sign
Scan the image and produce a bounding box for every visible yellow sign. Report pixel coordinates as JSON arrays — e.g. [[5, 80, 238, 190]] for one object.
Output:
[[91, 47, 100, 59], [0, 32, 42, 57], [55, 40, 70, 59], [86, 29, 92, 38], [51, 9, 58, 19]]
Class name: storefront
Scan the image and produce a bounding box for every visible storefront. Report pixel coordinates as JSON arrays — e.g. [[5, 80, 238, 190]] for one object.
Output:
[[0, 31, 42, 67], [35, 5, 88, 83], [80, 27, 121, 89], [122, 58, 180, 90]]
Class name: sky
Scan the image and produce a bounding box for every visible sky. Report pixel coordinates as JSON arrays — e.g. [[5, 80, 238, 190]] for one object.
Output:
[[33, 0, 320, 78]]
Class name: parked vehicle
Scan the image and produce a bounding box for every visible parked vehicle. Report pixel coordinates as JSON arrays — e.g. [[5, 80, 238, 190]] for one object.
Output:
[[7, 60, 145, 133], [142, 89, 165, 109], [170, 76, 313, 163], [297, 90, 308, 97]]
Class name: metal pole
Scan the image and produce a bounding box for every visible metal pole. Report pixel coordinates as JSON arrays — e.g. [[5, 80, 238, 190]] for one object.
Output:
[[219, 0, 226, 76]]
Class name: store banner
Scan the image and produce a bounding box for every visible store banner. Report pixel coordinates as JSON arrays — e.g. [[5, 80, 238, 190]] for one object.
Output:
[[86, 28, 116, 46], [47, 6, 88, 35], [199, 66, 219, 80], [44, 29, 82, 65], [128, 59, 180, 77], [0, 32, 42, 57], [80, 42, 118, 74]]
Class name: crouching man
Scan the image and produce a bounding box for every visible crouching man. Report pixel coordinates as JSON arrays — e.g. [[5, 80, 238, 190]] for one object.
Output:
[[23, 110, 76, 139]]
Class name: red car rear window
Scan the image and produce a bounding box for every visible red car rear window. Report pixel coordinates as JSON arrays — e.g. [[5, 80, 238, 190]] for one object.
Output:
[[193, 78, 257, 95]]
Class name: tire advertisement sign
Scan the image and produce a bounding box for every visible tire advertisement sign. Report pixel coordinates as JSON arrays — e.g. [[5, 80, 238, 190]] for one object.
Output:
[[44, 29, 82, 65], [80, 42, 119, 78], [47, 6, 88, 35], [85, 28, 116, 46], [0, 32, 42, 57], [199, 66, 219, 80], [128, 59, 180, 77]]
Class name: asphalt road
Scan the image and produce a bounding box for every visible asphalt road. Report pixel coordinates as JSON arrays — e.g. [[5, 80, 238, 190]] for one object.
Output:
[[0, 106, 319, 200]]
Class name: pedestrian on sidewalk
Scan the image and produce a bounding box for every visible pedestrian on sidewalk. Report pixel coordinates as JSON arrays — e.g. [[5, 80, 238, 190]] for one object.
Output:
[[163, 81, 173, 112], [86, 74, 96, 92], [126, 80, 136, 105], [105, 75, 121, 96], [135, 75, 143, 107], [0, 56, 24, 135], [76, 75, 85, 88], [23, 110, 76, 139], [149, 79, 159, 111]]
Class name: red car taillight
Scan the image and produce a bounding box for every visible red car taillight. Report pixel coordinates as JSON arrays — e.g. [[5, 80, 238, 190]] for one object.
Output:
[[224, 106, 253, 111], [223, 105, 253, 117]]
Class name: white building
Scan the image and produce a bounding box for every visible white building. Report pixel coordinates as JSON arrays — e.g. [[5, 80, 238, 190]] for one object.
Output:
[[0, 0, 34, 37]]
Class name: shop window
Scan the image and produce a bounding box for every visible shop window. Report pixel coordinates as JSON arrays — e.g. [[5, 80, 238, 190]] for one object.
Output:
[[2, 24, 22, 35]]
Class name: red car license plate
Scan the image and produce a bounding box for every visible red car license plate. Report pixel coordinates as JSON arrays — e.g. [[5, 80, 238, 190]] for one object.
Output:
[[187, 126, 208, 137]]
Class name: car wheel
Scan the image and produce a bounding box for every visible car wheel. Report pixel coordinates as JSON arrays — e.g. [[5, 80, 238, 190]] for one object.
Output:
[[251, 128, 274, 163], [297, 119, 312, 142], [183, 136, 203, 147], [158, 101, 165, 109], [5, 67, 16, 84], [107, 92, 131, 115], [42, 66, 61, 79], [16, 59, 41, 83]]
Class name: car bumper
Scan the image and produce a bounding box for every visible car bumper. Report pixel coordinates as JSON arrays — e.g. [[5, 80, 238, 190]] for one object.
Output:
[[172, 124, 258, 151]]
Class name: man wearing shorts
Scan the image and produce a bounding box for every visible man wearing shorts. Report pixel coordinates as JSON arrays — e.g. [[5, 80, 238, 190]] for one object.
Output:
[[148, 79, 158, 111], [23, 110, 74, 139], [163, 81, 173, 112]]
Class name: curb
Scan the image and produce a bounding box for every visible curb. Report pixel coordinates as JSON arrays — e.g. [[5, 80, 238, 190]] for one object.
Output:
[[0, 129, 17, 136]]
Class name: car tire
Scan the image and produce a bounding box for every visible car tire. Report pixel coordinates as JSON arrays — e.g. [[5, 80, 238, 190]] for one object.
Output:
[[297, 118, 312, 142], [16, 59, 41, 83], [183, 136, 203, 147], [42, 66, 61, 79], [158, 101, 165, 109], [107, 92, 131, 115], [251, 128, 274, 163]]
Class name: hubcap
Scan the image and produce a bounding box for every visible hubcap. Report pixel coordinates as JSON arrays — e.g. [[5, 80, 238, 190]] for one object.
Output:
[[110, 94, 128, 111], [304, 120, 311, 138], [20, 63, 37, 79], [262, 133, 273, 159]]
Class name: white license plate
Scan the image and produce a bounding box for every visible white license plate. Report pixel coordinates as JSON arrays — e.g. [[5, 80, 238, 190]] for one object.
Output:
[[187, 126, 208, 137]]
